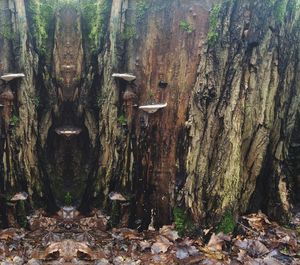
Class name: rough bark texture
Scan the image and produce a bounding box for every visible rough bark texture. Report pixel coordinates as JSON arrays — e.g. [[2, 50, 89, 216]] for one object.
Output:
[[1, 0, 300, 229], [186, 0, 300, 224], [0, 0, 46, 227], [92, 0, 212, 228]]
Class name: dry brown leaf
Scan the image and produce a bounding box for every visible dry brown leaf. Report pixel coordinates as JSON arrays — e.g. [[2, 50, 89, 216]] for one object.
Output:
[[0, 228, 18, 240], [243, 212, 272, 232], [139, 240, 151, 251], [80, 215, 108, 230], [237, 249, 248, 262], [120, 228, 142, 240], [262, 257, 283, 265], [207, 233, 225, 252], [248, 240, 269, 256], [159, 225, 179, 242], [40, 240, 105, 261], [151, 236, 172, 254], [180, 255, 204, 264], [57, 207, 80, 219], [198, 245, 226, 260]]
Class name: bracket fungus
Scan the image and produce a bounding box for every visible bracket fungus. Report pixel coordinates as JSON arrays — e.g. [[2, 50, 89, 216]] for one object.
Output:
[[0, 73, 25, 82], [10, 192, 28, 202], [109, 192, 127, 201], [55, 126, 82, 137], [139, 103, 167, 114], [112, 73, 136, 82]]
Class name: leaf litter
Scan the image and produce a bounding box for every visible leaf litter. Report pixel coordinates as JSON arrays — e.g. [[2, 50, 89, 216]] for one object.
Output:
[[0, 209, 299, 264]]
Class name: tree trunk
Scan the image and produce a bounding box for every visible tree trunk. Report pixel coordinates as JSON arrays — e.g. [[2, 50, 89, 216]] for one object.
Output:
[[0, 0, 299, 229]]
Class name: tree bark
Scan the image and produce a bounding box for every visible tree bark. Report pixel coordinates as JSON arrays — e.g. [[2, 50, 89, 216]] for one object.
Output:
[[1, 0, 299, 229]]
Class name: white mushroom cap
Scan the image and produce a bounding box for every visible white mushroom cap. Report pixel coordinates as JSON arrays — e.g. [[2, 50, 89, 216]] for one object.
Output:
[[112, 73, 136, 82], [139, 103, 167, 113], [109, 192, 127, 201], [1, 73, 25, 82], [10, 192, 28, 202]]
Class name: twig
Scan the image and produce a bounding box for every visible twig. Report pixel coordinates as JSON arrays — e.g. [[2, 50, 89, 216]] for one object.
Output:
[[237, 221, 260, 236]]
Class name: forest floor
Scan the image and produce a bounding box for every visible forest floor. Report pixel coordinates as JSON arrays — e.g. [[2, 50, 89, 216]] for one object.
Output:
[[0, 207, 299, 265]]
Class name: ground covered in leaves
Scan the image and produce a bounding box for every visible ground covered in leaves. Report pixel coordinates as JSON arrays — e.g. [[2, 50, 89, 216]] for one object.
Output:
[[0, 207, 300, 264]]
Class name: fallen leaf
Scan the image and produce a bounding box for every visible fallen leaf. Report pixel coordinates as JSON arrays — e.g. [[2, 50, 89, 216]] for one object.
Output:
[[151, 236, 172, 254], [176, 247, 189, 259], [0, 228, 18, 240], [207, 233, 225, 252], [248, 240, 269, 257], [139, 240, 151, 251], [159, 225, 179, 242]]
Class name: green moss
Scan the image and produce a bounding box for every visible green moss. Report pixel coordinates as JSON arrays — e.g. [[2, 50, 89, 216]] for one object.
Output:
[[16, 200, 27, 228], [117, 114, 127, 126], [97, 93, 107, 107], [207, 3, 221, 45], [173, 206, 194, 236], [64, 192, 72, 205], [29, 94, 40, 108], [110, 201, 121, 227], [216, 210, 235, 234], [57, 77, 64, 83], [179, 20, 193, 33], [10, 115, 19, 126], [136, 0, 151, 22], [28, 0, 110, 55], [274, 0, 287, 23], [80, 0, 110, 52], [266, 0, 288, 23], [0, 24, 15, 40], [147, 90, 155, 102], [122, 25, 136, 41], [28, 0, 54, 55]]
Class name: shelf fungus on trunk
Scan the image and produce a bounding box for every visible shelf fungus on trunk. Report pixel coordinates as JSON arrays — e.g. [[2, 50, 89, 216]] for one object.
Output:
[[0, 73, 25, 82], [139, 103, 167, 114], [10, 192, 28, 202], [109, 192, 127, 201], [55, 126, 82, 137], [112, 73, 136, 82]]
